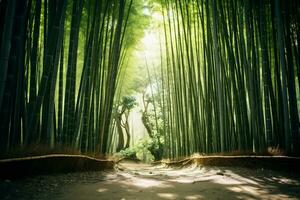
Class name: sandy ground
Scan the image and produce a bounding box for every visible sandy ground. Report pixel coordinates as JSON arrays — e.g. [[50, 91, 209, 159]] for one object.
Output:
[[0, 160, 299, 200]]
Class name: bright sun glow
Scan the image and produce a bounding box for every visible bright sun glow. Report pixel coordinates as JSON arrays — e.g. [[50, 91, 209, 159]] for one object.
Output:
[[152, 12, 163, 21], [138, 31, 161, 66], [125, 11, 165, 147], [142, 8, 151, 16], [142, 32, 158, 47]]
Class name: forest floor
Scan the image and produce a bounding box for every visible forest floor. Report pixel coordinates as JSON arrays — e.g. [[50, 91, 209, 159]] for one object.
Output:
[[0, 159, 300, 200]]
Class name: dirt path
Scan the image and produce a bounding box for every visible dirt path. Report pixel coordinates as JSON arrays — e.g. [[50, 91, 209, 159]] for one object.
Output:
[[0, 160, 299, 199]]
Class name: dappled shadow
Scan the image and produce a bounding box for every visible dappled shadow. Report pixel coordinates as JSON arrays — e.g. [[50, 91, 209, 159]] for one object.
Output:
[[220, 167, 300, 199], [1, 162, 299, 200], [61, 170, 256, 200], [62, 163, 300, 199]]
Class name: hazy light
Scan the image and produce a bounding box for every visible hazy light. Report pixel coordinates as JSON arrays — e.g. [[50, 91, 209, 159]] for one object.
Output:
[[129, 93, 147, 146], [142, 32, 158, 47], [139, 31, 161, 68], [142, 7, 151, 16], [122, 6, 164, 146], [152, 12, 163, 21]]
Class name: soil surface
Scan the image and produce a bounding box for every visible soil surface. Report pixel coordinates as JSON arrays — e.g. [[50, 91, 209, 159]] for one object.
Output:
[[0, 160, 299, 200]]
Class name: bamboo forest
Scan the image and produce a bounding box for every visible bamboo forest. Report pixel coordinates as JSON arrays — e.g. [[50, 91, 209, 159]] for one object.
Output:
[[0, 0, 300, 199]]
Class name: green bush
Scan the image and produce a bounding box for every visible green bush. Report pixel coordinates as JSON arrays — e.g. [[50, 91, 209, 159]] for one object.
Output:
[[119, 148, 138, 160]]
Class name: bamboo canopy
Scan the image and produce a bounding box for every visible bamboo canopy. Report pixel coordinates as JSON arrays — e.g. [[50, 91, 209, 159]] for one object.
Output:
[[0, 0, 299, 158]]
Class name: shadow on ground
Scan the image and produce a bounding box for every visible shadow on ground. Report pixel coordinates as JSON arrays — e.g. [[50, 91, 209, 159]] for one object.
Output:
[[0, 161, 299, 200]]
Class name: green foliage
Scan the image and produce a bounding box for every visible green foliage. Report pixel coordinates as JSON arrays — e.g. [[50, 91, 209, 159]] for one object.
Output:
[[113, 95, 137, 117], [119, 148, 138, 160], [124, 0, 151, 48], [143, 136, 163, 160], [116, 132, 164, 162], [121, 96, 138, 110]]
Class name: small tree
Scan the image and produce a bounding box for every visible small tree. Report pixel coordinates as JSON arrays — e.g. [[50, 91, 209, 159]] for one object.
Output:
[[113, 96, 137, 152], [141, 92, 164, 161]]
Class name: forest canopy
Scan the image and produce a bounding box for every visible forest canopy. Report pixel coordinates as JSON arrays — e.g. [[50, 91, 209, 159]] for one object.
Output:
[[0, 0, 299, 159]]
